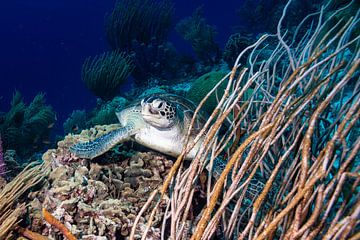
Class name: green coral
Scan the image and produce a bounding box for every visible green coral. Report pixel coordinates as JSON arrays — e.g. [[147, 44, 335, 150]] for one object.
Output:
[[82, 51, 134, 100], [0, 91, 56, 157], [187, 71, 228, 114]]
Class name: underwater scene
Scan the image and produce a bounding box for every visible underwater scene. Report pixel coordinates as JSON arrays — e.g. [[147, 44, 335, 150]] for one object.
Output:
[[0, 0, 359, 239]]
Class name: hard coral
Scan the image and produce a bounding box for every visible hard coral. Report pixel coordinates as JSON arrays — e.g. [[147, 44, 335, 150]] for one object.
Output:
[[29, 127, 173, 239]]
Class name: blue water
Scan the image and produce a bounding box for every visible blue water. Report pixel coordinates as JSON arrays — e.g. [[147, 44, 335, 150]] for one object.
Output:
[[0, 0, 241, 135]]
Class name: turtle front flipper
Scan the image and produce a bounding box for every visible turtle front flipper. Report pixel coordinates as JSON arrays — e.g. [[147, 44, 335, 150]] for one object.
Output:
[[70, 125, 137, 159]]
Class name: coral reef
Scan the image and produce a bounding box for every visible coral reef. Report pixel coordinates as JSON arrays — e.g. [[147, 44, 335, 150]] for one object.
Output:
[[63, 96, 128, 135], [82, 51, 134, 100], [135, 1, 360, 239], [1, 1, 359, 240], [85, 0, 201, 89], [176, 7, 220, 65], [88, 96, 128, 127], [0, 91, 56, 158], [24, 125, 173, 239], [186, 71, 228, 114]]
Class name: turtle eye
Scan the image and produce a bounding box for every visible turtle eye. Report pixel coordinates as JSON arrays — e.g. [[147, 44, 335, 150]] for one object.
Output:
[[152, 99, 164, 109]]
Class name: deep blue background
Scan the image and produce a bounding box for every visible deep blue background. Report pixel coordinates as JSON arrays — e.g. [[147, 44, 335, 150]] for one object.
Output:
[[0, 0, 241, 134]]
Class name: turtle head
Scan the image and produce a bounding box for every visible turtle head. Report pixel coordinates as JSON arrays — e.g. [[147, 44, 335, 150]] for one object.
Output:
[[141, 96, 176, 129]]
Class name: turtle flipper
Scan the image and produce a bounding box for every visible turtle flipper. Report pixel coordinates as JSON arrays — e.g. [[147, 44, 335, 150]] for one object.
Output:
[[70, 125, 136, 159]]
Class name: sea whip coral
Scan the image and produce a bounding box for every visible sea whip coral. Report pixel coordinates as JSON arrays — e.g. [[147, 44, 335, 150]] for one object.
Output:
[[0, 134, 6, 177]]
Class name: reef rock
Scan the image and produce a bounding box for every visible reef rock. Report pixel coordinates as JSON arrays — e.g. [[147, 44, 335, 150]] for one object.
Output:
[[29, 125, 173, 239]]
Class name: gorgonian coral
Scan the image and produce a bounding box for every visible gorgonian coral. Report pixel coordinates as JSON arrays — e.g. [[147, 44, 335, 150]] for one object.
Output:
[[82, 51, 134, 100]]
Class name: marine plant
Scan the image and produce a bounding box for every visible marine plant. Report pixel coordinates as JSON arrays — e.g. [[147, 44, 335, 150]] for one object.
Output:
[[81, 51, 134, 100], [132, 0, 360, 239], [176, 7, 220, 65], [0, 92, 56, 158]]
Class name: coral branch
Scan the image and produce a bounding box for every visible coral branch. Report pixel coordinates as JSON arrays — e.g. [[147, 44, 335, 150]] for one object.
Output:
[[191, 124, 273, 239], [0, 163, 49, 238]]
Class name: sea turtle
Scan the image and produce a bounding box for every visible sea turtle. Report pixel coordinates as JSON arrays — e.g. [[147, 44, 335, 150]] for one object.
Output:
[[70, 94, 206, 160], [69, 93, 273, 231]]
